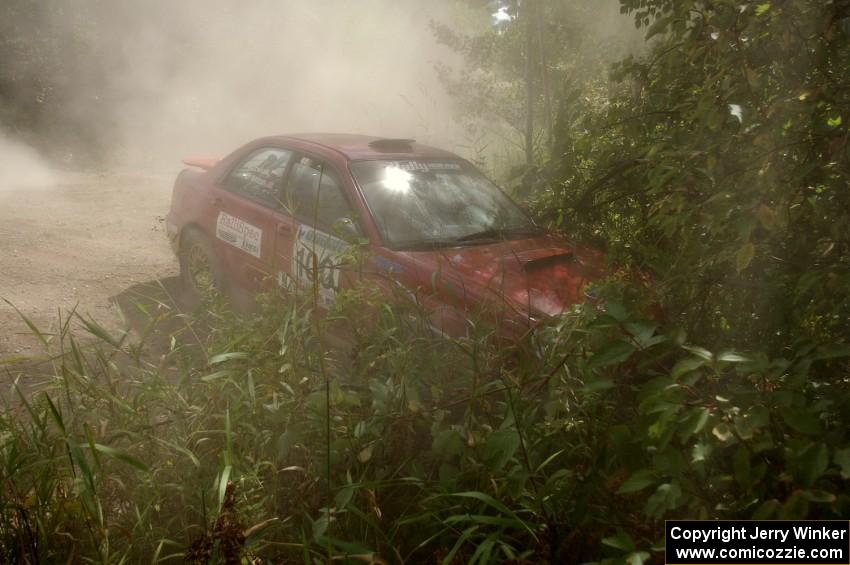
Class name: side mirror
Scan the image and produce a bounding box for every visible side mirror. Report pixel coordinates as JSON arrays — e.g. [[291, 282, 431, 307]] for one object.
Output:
[[333, 217, 363, 244]]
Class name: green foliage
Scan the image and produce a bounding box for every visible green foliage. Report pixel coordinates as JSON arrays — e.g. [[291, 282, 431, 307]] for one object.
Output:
[[2, 1, 849, 562], [2, 277, 848, 562], [433, 0, 640, 178], [531, 0, 850, 353]]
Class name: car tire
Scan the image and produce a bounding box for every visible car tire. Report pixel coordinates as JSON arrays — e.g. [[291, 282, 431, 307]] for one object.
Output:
[[179, 228, 223, 307]]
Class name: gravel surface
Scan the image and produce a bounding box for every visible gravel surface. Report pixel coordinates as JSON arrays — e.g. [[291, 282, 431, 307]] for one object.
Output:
[[0, 172, 179, 362]]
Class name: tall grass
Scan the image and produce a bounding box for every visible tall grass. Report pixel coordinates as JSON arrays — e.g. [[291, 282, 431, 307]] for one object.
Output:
[[2, 274, 849, 563]]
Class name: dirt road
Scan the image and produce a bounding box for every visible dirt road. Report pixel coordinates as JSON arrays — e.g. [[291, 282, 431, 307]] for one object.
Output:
[[0, 172, 179, 362]]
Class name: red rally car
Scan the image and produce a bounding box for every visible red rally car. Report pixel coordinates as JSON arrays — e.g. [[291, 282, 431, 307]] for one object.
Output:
[[165, 134, 604, 338]]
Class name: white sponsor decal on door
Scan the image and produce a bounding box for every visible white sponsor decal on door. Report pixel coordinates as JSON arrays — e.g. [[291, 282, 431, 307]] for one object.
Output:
[[216, 211, 262, 258], [292, 224, 348, 307]]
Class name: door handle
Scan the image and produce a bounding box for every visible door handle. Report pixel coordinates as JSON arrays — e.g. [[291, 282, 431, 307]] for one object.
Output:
[[211, 197, 223, 206], [277, 224, 293, 235]]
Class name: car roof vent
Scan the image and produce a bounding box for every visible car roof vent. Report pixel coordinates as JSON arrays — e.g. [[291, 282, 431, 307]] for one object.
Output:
[[368, 138, 416, 152]]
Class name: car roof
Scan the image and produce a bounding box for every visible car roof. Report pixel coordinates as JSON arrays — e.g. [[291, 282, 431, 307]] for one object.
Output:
[[274, 133, 462, 161]]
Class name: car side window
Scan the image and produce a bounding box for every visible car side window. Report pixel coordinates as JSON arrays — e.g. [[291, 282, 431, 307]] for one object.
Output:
[[285, 156, 359, 235], [225, 148, 292, 208]]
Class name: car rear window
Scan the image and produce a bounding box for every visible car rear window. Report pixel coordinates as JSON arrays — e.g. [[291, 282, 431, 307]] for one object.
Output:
[[285, 156, 356, 232], [225, 148, 292, 207]]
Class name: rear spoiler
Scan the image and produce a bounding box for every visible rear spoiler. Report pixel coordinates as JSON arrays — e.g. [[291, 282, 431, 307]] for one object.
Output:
[[182, 156, 220, 170]]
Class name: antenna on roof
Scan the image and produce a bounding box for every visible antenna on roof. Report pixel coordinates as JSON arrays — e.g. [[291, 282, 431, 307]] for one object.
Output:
[[368, 138, 416, 151]]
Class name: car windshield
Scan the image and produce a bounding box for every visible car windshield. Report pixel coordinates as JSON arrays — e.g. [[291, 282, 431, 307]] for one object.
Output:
[[350, 159, 539, 249]]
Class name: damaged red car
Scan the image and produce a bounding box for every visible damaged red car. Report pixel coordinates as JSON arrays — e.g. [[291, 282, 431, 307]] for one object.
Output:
[[166, 134, 603, 338]]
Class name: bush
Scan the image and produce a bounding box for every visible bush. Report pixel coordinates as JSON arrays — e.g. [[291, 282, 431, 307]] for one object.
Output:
[[2, 278, 848, 563]]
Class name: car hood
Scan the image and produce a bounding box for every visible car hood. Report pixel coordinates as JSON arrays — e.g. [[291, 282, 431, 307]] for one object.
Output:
[[405, 234, 606, 319]]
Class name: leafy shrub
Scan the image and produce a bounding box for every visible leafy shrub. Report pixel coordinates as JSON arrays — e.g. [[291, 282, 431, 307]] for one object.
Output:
[[531, 0, 850, 353], [2, 278, 848, 563]]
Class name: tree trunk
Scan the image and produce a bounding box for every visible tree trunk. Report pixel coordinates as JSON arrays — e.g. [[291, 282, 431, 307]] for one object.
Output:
[[536, 0, 553, 150], [524, 0, 535, 167]]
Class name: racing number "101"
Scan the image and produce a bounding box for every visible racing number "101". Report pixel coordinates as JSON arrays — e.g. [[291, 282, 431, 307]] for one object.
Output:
[[294, 245, 338, 292]]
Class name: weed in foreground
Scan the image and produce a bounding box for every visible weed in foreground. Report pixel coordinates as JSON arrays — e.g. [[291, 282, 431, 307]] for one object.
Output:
[[1, 278, 849, 563]]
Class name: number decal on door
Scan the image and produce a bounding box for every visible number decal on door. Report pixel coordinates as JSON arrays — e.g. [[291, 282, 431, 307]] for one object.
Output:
[[291, 225, 349, 307]]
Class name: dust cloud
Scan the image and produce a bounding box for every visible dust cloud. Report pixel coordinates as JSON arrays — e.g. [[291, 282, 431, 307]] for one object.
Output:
[[0, 132, 56, 192], [42, 0, 466, 170], [0, 0, 640, 358], [0, 0, 467, 357], [3, 0, 639, 170]]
